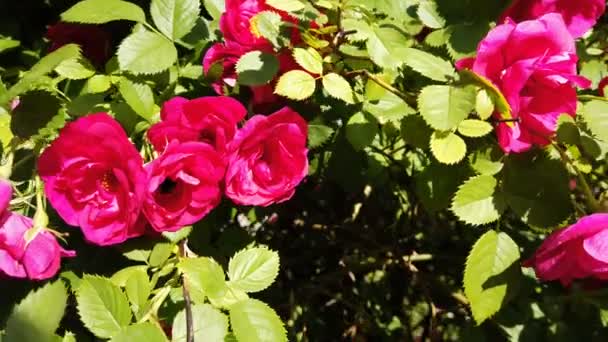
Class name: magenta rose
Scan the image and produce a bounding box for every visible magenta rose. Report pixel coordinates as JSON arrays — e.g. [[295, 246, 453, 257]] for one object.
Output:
[[524, 214, 608, 286], [148, 96, 247, 154], [46, 22, 111, 66], [0, 180, 75, 280], [143, 141, 225, 232], [499, 0, 605, 38], [38, 113, 147, 246], [599, 77, 608, 97], [456, 14, 590, 153], [225, 107, 308, 206]]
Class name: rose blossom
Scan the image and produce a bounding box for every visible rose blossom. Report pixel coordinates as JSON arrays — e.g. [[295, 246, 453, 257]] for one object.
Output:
[[46, 22, 111, 66], [499, 0, 605, 38], [147, 96, 247, 154], [524, 214, 608, 286], [38, 113, 147, 246], [143, 141, 226, 232], [0, 180, 75, 280], [225, 107, 308, 206], [456, 14, 590, 153]]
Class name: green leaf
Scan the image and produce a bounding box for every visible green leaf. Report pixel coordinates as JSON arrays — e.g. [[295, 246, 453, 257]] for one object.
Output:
[[366, 26, 410, 69], [55, 58, 96, 80], [475, 88, 494, 120], [178, 257, 227, 302], [203, 0, 225, 19], [110, 322, 167, 342], [266, 0, 305, 12], [419, 85, 476, 131], [83, 75, 112, 94], [0, 38, 20, 54], [125, 269, 151, 316], [346, 111, 378, 151], [77, 275, 133, 339], [235, 51, 279, 86], [430, 131, 467, 165], [460, 70, 512, 121], [556, 114, 581, 145], [172, 304, 228, 342], [229, 299, 287, 342], [111, 266, 149, 287], [0, 44, 81, 106], [451, 175, 504, 226], [308, 124, 334, 148], [11, 90, 62, 139], [365, 92, 415, 124], [464, 230, 521, 325], [118, 79, 156, 121], [583, 100, 608, 142], [400, 115, 432, 149], [402, 48, 455, 82], [150, 0, 200, 40], [118, 30, 178, 75], [4, 281, 67, 342], [274, 70, 316, 101], [149, 242, 174, 267], [502, 153, 572, 228], [469, 145, 503, 176], [228, 247, 280, 293], [293, 48, 323, 75], [61, 0, 146, 23], [0, 113, 13, 148], [417, 1, 445, 28], [322, 73, 354, 104], [250, 11, 283, 47], [457, 119, 493, 138]]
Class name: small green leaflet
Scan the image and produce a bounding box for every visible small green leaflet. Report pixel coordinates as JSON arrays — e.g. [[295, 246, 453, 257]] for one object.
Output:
[[419, 85, 476, 131], [117, 30, 178, 75], [150, 0, 200, 40], [457, 119, 493, 138], [266, 0, 305, 12], [322, 73, 354, 104], [430, 131, 467, 165], [293, 48, 323, 75], [229, 299, 287, 342], [464, 230, 521, 325], [235, 51, 279, 86], [172, 305, 228, 342], [451, 175, 505, 225], [275, 70, 316, 100], [61, 0, 146, 23], [227, 247, 280, 293]]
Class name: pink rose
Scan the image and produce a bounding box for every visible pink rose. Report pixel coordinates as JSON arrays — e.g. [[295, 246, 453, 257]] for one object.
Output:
[[148, 96, 246, 154], [46, 22, 111, 66], [524, 214, 608, 286], [220, 0, 275, 49], [225, 107, 308, 206], [499, 0, 605, 38], [38, 113, 147, 246], [457, 14, 590, 153], [143, 141, 226, 232], [0, 180, 75, 280]]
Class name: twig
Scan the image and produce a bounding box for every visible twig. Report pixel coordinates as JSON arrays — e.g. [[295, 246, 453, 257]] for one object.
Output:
[[555, 144, 602, 213], [179, 240, 194, 342], [347, 70, 417, 107]]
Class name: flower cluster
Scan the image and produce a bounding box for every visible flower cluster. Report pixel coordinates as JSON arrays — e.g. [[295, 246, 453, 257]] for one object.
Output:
[[0, 180, 74, 280], [38, 98, 308, 247], [203, 0, 302, 111], [458, 0, 607, 153]]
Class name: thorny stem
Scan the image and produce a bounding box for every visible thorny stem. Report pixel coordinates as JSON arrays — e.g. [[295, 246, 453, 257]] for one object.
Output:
[[179, 240, 194, 342], [555, 144, 602, 213], [347, 70, 417, 107]]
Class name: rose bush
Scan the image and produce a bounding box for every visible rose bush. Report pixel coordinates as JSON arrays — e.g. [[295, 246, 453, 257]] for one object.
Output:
[[2, 0, 608, 341]]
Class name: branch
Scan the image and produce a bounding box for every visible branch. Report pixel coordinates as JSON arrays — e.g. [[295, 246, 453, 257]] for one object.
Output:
[[179, 240, 194, 342], [555, 144, 601, 213], [347, 70, 417, 108]]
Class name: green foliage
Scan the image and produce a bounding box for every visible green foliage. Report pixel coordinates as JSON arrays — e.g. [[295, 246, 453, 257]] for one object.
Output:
[[583, 100, 608, 142], [250, 11, 284, 47], [172, 305, 228, 342], [229, 299, 287, 342], [308, 124, 334, 148], [228, 247, 280, 293], [55, 58, 96, 80], [464, 231, 521, 325], [117, 30, 178, 75], [322, 73, 354, 104], [430, 131, 467, 165], [118, 79, 156, 121], [266, 0, 305, 12], [235, 51, 280, 86], [419, 85, 476, 131], [293, 48, 323, 75], [179, 257, 228, 302], [150, 0, 200, 40], [346, 112, 378, 150], [110, 323, 167, 342], [402, 48, 455, 82], [366, 26, 410, 69], [11, 90, 62, 139], [457, 119, 493, 138], [451, 175, 504, 226], [61, 0, 146, 23], [76, 275, 133, 339], [274, 70, 316, 100], [4, 282, 67, 342]]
